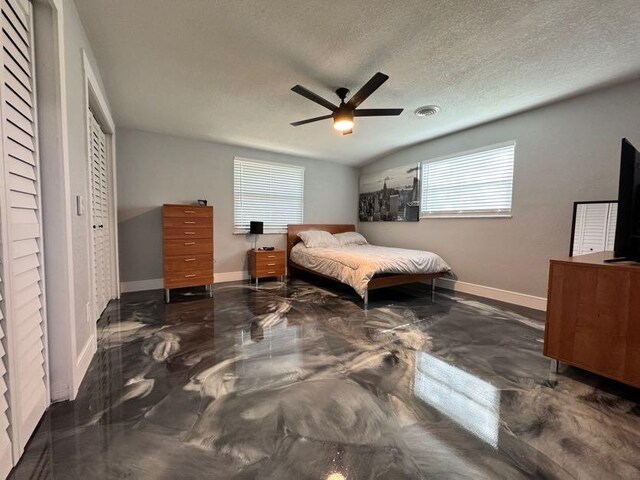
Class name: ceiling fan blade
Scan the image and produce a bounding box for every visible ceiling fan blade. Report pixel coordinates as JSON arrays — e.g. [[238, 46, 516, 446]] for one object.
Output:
[[354, 108, 403, 117], [342, 129, 353, 136], [291, 85, 338, 111], [290, 114, 333, 126], [346, 72, 389, 108]]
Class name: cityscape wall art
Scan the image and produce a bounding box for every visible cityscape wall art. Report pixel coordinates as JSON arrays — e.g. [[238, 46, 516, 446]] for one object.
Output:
[[359, 163, 420, 222]]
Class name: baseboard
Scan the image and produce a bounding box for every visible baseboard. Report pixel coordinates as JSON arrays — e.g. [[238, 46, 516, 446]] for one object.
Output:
[[50, 386, 70, 403], [214, 271, 248, 283], [436, 278, 547, 311], [118, 274, 547, 311], [72, 335, 96, 400], [120, 271, 249, 293], [120, 278, 164, 293]]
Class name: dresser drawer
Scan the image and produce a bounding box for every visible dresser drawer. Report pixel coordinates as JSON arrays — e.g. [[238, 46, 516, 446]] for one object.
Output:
[[164, 239, 213, 256], [163, 205, 212, 218], [163, 216, 213, 228], [164, 227, 212, 240], [165, 269, 214, 289], [164, 254, 213, 273]]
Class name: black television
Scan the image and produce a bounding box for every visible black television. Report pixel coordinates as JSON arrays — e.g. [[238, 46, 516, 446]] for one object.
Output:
[[609, 138, 640, 262]]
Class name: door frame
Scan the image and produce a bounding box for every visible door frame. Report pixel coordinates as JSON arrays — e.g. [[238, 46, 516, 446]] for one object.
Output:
[[34, 0, 77, 401], [34, 0, 119, 402], [82, 50, 119, 332]]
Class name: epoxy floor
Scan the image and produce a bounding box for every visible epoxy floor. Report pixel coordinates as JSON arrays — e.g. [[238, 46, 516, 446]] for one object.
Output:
[[9, 279, 640, 479]]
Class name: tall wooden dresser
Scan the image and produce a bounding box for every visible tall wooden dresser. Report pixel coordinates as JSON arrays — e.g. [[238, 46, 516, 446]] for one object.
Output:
[[162, 204, 214, 302]]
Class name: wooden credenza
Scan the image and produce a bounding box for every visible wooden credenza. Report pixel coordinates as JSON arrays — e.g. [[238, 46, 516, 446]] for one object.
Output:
[[162, 204, 214, 302], [544, 251, 640, 387]]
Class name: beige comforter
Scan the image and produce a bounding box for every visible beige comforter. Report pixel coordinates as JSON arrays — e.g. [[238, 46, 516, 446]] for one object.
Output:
[[290, 244, 450, 298]]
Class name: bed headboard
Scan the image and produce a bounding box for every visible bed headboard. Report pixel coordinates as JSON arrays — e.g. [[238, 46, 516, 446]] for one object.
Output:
[[287, 224, 355, 261]]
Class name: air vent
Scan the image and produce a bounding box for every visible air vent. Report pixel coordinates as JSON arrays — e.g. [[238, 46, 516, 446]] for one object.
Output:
[[415, 105, 440, 117]]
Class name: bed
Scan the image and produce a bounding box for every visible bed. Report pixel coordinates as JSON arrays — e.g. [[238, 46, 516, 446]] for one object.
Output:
[[287, 224, 450, 306]]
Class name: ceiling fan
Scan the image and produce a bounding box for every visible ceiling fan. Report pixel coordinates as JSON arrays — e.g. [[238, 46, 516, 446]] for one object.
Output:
[[290, 72, 403, 135]]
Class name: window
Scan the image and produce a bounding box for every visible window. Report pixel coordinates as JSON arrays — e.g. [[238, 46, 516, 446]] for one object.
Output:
[[420, 142, 515, 218], [234, 157, 304, 233]]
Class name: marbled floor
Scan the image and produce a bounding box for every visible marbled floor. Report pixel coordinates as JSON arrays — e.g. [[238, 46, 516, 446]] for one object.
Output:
[[9, 279, 640, 479]]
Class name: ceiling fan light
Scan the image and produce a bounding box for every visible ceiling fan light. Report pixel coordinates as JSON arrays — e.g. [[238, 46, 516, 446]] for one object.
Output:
[[334, 118, 354, 131]]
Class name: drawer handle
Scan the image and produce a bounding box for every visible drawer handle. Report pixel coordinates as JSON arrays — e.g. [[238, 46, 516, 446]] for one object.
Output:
[[267, 255, 276, 258], [267, 263, 276, 266], [184, 232, 196, 235], [268, 271, 275, 274], [184, 210, 196, 214], [184, 242, 196, 246], [185, 274, 196, 278], [185, 258, 196, 262], [184, 221, 196, 224]]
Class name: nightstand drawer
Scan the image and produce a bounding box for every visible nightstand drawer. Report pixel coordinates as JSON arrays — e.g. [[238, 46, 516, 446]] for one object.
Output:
[[164, 227, 212, 240], [252, 251, 285, 268], [254, 251, 285, 260], [254, 256, 285, 269], [254, 265, 286, 277], [164, 254, 213, 273]]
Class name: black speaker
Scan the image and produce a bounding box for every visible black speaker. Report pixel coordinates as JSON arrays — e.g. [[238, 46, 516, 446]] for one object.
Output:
[[249, 221, 264, 235]]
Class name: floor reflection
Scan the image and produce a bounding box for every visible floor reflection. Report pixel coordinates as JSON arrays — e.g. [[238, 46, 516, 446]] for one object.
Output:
[[237, 319, 301, 381], [414, 352, 501, 447]]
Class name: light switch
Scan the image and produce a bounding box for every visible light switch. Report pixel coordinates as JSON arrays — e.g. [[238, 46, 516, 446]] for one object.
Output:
[[76, 195, 84, 216]]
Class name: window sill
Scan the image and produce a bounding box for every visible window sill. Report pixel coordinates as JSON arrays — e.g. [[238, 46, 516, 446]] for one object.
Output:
[[420, 214, 512, 219]]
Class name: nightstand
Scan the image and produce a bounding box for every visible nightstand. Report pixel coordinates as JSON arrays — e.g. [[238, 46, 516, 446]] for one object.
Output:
[[248, 249, 286, 286]]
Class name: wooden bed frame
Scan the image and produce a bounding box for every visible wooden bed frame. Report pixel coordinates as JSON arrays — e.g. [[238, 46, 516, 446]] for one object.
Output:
[[287, 224, 445, 306]]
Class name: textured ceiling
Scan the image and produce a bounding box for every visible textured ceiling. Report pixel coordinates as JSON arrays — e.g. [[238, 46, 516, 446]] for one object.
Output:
[[75, 0, 640, 165]]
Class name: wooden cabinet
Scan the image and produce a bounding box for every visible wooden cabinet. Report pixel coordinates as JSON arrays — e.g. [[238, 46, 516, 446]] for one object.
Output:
[[248, 249, 286, 285], [163, 204, 214, 301], [544, 251, 640, 387]]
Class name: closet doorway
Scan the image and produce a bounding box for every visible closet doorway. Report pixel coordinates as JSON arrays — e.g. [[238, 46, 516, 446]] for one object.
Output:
[[88, 111, 112, 317]]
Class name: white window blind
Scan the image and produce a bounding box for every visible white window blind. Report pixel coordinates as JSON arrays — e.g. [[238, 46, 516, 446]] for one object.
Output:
[[421, 143, 515, 217], [234, 158, 304, 233]]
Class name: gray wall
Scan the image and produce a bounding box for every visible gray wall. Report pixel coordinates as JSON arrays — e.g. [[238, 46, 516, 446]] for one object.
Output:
[[117, 128, 358, 284], [360, 79, 640, 298]]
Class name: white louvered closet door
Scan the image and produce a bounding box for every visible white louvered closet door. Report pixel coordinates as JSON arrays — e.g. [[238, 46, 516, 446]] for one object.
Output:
[[0, 0, 48, 470], [0, 271, 10, 480], [89, 113, 111, 317]]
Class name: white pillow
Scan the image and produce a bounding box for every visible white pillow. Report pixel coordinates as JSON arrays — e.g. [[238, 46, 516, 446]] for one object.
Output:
[[297, 230, 340, 248], [334, 231, 368, 247]]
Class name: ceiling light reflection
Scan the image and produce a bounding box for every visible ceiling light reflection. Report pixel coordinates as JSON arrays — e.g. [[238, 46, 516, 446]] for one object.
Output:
[[326, 473, 346, 480]]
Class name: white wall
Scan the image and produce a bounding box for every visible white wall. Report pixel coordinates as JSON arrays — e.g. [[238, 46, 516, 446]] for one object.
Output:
[[62, 0, 110, 368], [34, 0, 111, 400], [116, 128, 358, 287], [360, 79, 640, 300]]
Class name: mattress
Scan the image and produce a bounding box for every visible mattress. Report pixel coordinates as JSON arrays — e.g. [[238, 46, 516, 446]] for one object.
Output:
[[290, 243, 450, 298]]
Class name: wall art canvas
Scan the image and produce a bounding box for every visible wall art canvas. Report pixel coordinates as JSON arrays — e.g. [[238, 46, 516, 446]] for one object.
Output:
[[359, 164, 420, 222]]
